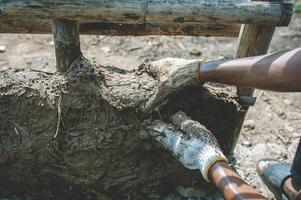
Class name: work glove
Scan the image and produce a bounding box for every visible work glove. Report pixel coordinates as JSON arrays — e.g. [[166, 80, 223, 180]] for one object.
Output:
[[143, 58, 202, 113], [145, 111, 228, 182]]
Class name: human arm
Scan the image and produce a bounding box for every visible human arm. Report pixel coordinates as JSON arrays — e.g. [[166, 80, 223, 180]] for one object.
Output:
[[199, 48, 301, 92], [209, 161, 266, 200]]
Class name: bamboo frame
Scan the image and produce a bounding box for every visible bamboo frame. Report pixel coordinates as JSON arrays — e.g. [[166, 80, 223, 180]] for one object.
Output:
[[0, 0, 294, 151]]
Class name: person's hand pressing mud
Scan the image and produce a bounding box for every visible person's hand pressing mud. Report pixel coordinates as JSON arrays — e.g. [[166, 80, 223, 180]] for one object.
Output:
[[143, 58, 202, 113], [142, 111, 227, 182]]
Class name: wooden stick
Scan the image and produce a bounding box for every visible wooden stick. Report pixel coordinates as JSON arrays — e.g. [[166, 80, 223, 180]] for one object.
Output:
[[0, 19, 241, 37], [229, 24, 276, 152], [52, 20, 82, 72], [236, 24, 276, 96], [228, 0, 290, 153], [229, 1, 281, 152], [0, 0, 292, 26]]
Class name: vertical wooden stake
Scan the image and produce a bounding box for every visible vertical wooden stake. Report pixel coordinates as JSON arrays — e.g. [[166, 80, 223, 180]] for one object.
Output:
[[227, 24, 276, 153], [227, 0, 292, 154], [52, 20, 81, 72]]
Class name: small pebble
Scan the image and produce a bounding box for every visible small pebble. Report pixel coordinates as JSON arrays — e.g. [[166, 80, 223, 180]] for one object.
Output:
[[97, 35, 108, 41], [101, 46, 111, 53], [283, 99, 292, 106], [0, 45, 6, 53], [89, 41, 97, 46], [243, 119, 255, 130], [243, 140, 252, 147], [189, 48, 202, 56], [277, 111, 287, 119]]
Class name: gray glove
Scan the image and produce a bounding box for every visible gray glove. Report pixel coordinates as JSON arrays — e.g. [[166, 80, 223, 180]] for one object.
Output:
[[145, 111, 228, 182]]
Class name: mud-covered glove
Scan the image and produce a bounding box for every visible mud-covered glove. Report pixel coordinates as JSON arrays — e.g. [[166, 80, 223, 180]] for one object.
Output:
[[145, 111, 228, 182], [143, 58, 202, 113]]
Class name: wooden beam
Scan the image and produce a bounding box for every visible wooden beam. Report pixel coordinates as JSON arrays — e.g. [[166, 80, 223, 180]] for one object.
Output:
[[52, 20, 82, 72], [0, 0, 292, 26], [0, 19, 241, 37]]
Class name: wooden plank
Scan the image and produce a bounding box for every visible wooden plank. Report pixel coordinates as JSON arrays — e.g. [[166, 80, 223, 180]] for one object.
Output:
[[52, 20, 81, 72], [0, 19, 241, 37], [0, 0, 292, 26]]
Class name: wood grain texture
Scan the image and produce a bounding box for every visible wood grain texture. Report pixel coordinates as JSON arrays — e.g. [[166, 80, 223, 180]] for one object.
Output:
[[52, 20, 82, 72], [0, 19, 241, 36], [0, 0, 292, 26]]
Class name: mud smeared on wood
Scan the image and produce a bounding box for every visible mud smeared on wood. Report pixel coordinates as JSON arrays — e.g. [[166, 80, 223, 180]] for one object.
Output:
[[0, 57, 241, 199]]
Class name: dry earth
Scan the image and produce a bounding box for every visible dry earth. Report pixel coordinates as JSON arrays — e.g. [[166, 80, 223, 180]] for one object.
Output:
[[0, 11, 301, 200]]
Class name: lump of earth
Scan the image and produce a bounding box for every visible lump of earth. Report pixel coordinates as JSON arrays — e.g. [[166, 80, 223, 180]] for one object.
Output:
[[0, 57, 241, 199]]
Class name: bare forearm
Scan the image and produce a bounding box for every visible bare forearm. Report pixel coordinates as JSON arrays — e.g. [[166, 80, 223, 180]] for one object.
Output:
[[209, 162, 266, 200], [199, 48, 301, 92]]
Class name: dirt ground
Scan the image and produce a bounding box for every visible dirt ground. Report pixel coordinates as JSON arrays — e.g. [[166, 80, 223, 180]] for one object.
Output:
[[0, 11, 301, 200]]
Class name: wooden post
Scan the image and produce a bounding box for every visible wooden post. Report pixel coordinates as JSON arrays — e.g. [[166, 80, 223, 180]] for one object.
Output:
[[230, 24, 275, 152], [52, 20, 81, 72], [228, 0, 292, 153]]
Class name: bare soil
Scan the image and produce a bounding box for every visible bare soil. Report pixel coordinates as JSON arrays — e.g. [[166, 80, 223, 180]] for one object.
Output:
[[0, 12, 301, 200]]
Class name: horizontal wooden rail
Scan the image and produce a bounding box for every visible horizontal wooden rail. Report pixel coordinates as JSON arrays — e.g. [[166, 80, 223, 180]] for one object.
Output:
[[0, 0, 292, 26], [0, 20, 241, 36]]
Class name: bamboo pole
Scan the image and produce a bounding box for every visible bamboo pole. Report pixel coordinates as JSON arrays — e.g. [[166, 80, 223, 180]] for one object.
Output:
[[0, 0, 292, 26]]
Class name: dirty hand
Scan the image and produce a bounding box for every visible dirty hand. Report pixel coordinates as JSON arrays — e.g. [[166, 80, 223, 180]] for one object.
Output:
[[146, 111, 227, 182]]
